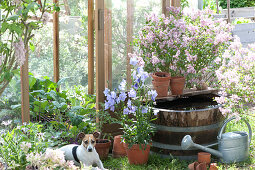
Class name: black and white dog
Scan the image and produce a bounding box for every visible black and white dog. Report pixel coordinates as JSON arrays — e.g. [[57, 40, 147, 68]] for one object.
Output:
[[60, 132, 105, 169]]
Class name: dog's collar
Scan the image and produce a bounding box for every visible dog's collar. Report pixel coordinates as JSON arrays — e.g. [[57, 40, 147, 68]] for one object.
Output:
[[72, 146, 80, 164]]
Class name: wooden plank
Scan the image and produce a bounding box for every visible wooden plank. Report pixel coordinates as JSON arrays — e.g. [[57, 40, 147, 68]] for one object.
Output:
[[53, 0, 60, 83], [227, 0, 230, 23], [156, 88, 218, 101], [104, 0, 112, 89], [63, 0, 71, 15], [20, 46, 30, 123], [216, 0, 219, 14], [95, 0, 105, 113], [162, 0, 170, 16], [88, 0, 94, 95], [171, 0, 180, 7], [127, 0, 134, 89]]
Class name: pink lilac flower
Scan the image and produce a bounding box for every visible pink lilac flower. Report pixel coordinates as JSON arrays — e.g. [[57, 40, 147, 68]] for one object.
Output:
[[151, 55, 160, 65]]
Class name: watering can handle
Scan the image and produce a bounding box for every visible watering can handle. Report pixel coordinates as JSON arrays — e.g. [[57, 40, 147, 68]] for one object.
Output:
[[218, 117, 252, 144]]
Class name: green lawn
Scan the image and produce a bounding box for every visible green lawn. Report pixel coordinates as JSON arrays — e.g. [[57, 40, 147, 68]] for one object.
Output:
[[103, 115, 255, 170]]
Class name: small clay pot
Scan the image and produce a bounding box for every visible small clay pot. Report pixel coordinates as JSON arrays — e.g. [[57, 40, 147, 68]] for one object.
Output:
[[152, 80, 170, 97], [151, 72, 170, 81], [209, 163, 218, 170], [198, 152, 211, 166], [188, 161, 199, 170], [196, 162, 207, 170], [170, 76, 185, 95], [112, 135, 126, 158], [95, 139, 111, 160], [124, 143, 151, 165]]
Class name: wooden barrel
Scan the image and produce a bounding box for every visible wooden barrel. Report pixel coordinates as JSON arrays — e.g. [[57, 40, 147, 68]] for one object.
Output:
[[151, 96, 223, 160]]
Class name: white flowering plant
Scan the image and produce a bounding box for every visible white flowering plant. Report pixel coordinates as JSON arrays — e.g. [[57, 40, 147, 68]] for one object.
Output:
[[0, 122, 49, 169], [104, 59, 158, 148], [0, 0, 58, 96], [215, 38, 255, 120], [132, 7, 232, 88]]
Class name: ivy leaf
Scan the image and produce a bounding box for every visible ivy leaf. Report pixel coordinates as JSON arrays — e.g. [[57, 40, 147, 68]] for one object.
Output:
[[29, 42, 35, 52], [7, 15, 19, 21]]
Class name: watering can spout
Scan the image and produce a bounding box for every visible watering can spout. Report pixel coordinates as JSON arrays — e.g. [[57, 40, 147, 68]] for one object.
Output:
[[181, 135, 223, 158]]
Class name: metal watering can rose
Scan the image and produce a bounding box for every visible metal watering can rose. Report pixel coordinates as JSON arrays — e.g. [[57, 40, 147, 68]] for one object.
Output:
[[181, 117, 252, 163]]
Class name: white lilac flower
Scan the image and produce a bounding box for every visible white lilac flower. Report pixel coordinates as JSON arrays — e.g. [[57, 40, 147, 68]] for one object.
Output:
[[118, 79, 126, 91], [20, 142, 32, 153], [130, 56, 138, 66], [1, 120, 12, 126], [128, 88, 136, 98]]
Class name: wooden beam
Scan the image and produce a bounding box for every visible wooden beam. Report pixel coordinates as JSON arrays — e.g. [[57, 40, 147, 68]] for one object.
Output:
[[21, 46, 30, 123], [216, 0, 219, 14], [63, 0, 71, 15], [127, 0, 134, 88], [171, 0, 181, 7], [88, 0, 94, 95], [227, 0, 230, 23], [162, 0, 170, 16], [95, 0, 105, 112], [53, 0, 60, 83], [104, 0, 112, 89]]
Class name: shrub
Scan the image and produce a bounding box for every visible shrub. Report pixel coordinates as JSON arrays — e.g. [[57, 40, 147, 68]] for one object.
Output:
[[219, 0, 255, 9], [215, 37, 255, 120]]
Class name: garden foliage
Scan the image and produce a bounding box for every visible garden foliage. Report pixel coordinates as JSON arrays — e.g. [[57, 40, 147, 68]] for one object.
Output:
[[215, 37, 255, 120], [133, 7, 232, 88], [219, 0, 255, 9]]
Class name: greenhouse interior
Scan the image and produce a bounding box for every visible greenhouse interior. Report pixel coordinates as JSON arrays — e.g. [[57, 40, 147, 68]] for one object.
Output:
[[0, 0, 255, 169]]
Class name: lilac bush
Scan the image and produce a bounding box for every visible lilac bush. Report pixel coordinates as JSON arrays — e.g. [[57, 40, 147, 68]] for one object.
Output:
[[215, 37, 255, 120], [132, 7, 232, 88], [0, 0, 56, 96], [104, 58, 157, 147]]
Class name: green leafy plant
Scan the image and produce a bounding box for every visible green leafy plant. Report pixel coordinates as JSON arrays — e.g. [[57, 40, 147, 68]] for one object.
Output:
[[0, 0, 56, 96], [219, 0, 255, 9], [103, 61, 158, 148], [0, 122, 49, 169], [232, 17, 252, 25]]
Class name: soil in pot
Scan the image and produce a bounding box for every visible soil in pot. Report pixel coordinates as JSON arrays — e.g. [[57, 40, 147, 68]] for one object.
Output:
[[151, 72, 170, 82], [170, 76, 185, 95], [124, 143, 151, 165], [112, 135, 126, 158], [95, 139, 111, 160]]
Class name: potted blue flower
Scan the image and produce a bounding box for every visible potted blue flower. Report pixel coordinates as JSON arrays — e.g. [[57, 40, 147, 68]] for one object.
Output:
[[104, 59, 158, 165]]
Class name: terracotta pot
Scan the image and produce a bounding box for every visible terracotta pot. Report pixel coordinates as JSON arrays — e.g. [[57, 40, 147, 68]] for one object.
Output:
[[196, 162, 207, 170], [151, 72, 170, 82], [209, 163, 218, 170], [95, 139, 111, 160], [188, 161, 199, 170], [170, 76, 185, 95], [124, 143, 151, 165], [152, 80, 170, 97], [198, 152, 211, 166], [112, 135, 126, 158]]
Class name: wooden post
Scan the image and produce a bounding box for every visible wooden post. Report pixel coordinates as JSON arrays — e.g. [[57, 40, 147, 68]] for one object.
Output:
[[95, 0, 105, 112], [171, 0, 181, 7], [162, 0, 170, 16], [127, 0, 134, 88], [227, 0, 230, 23], [53, 0, 60, 83], [63, 0, 71, 15], [216, 0, 219, 14], [104, 0, 112, 89], [21, 46, 30, 123], [88, 0, 94, 95]]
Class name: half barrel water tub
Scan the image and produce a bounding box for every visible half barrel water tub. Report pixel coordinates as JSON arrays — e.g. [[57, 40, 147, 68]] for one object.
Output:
[[151, 95, 223, 160]]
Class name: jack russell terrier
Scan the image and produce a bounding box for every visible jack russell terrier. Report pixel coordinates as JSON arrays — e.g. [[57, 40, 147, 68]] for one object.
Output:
[[60, 132, 105, 169]]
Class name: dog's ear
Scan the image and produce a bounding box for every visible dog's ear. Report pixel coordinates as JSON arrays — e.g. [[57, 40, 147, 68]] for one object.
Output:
[[93, 132, 100, 139], [77, 132, 85, 139]]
